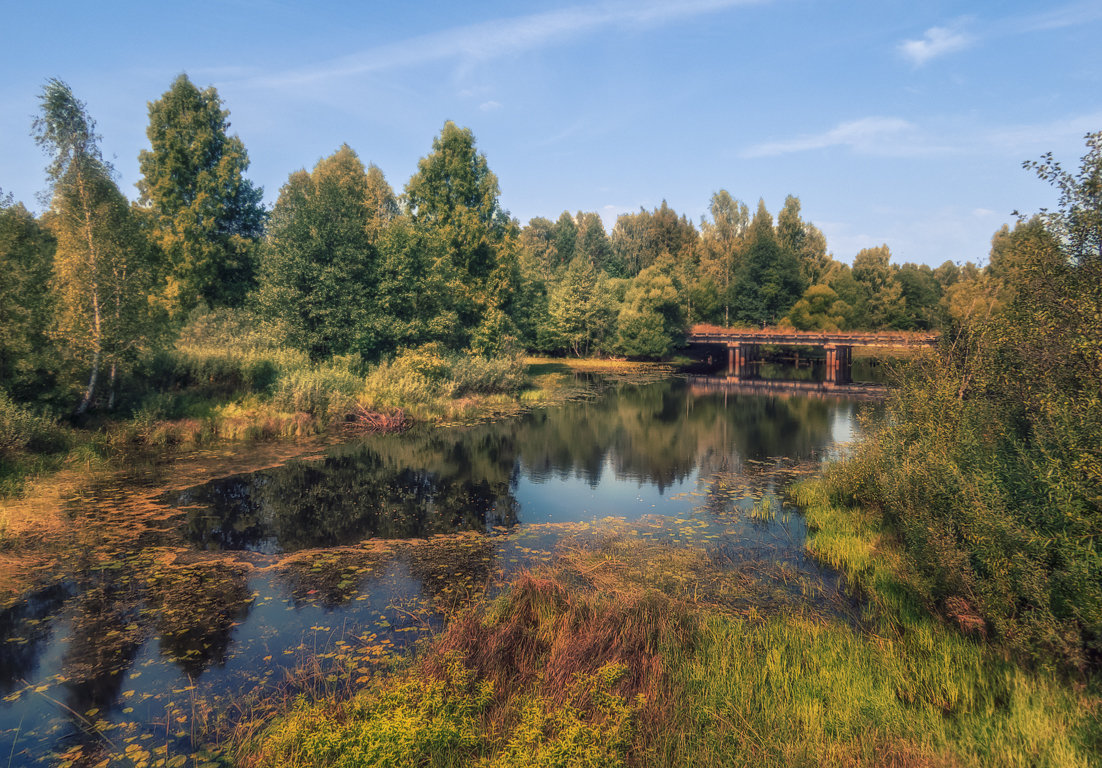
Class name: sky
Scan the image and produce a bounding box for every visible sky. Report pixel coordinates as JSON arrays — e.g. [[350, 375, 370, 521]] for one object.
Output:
[[2, 0, 1100, 267]]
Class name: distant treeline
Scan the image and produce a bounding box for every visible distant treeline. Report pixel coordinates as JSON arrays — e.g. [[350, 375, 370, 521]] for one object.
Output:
[[3, 75, 1021, 417]]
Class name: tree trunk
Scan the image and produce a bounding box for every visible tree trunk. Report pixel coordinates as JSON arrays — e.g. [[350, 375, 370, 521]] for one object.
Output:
[[76, 346, 100, 415], [108, 361, 117, 411]]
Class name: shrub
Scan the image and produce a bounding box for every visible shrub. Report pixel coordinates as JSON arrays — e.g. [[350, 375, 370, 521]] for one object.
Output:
[[0, 391, 65, 459], [272, 359, 364, 421]]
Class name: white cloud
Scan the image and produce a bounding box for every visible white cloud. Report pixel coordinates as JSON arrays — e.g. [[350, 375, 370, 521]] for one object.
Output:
[[741, 117, 920, 158], [479, 100, 503, 112], [898, 26, 972, 66], [246, 0, 767, 90]]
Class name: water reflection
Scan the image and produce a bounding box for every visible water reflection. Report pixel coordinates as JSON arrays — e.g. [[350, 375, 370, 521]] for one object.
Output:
[[1, 379, 872, 767], [171, 381, 851, 553]]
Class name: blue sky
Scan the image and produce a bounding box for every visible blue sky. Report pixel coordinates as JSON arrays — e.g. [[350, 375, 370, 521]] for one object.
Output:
[[2, 0, 1100, 267]]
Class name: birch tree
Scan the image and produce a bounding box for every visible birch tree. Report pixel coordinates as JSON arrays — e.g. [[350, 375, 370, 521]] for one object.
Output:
[[34, 79, 156, 413]]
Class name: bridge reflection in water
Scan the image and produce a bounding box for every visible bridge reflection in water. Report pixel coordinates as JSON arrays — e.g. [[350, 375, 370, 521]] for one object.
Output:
[[688, 324, 939, 387]]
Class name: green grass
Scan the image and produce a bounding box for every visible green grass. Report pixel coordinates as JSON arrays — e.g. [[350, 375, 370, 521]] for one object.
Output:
[[230, 506, 1101, 768]]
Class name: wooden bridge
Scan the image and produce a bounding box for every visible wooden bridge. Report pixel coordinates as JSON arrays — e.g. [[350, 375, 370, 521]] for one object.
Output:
[[688, 324, 939, 384]]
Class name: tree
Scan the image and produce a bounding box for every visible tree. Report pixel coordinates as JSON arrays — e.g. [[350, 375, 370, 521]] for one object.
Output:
[[732, 200, 806, 325], [573, 211, 613, 271], [776, 195, 831, 288], [404, 122, 516, 342], [364, 163, 399, 245], [616, 258, 685, 358], [895, 263, 943, 329], [698, 190, 748, 325], [852, 245, 906, 329], [1022, 130, 1102, 263], [552, 211, 577, 268], [258, 145, 379, 359], [137, 74, 265, 315], [519, 216, 558, 279], [0, 195, 55, 400], [780, 284, 847, 331], [367, 217, 459, 353], [34, 79, 159, 414], [547, 256, 616, 357]]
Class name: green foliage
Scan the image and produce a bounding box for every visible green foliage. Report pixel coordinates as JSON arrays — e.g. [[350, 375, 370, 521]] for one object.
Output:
[[272, 357, 363, 421], [697, 190, 748, 326], [137, 74, 265, 314], [258, 146, 380, 360], [363, 345, 526, 408], [154, 306, 302, 397], [0, 196, 56, 401], [732, 200, 806, 325], [817, 212, 1102, 667], [35, 78, 163, 414], [369, 217, 461, 353], [546, 257, 617, 357], [1023, 130, 1102, 262], [780, 284, 846, 331], [244, 652, 636, 768], [0, 390, 64, 460], [616, 258, 685, 358], [776, 194, 831, 289], [894, 263, 944, 330], [247, 658, 490, 768], [851, 245, 907, 329], [405, 122, 518, 341], [609, 201, 697, 279]]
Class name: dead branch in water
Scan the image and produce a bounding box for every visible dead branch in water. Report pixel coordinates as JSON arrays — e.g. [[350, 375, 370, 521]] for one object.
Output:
[[341, 405, 410, 434]]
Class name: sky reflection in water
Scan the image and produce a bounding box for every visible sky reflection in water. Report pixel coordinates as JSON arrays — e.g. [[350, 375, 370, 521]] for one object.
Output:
[[0, 379, 870, 767]]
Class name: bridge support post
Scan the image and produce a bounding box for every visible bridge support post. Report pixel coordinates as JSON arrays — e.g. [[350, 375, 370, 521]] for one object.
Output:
[[727, 343, 758, 380], [823, 344, 852, 385]]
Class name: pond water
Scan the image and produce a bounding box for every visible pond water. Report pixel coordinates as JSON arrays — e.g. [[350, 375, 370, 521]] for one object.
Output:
[[0, 377, 872, 767]]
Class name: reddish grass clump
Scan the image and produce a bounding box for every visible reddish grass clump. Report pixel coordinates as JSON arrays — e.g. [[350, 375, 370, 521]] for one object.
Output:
[[423, 573, 695, 734]]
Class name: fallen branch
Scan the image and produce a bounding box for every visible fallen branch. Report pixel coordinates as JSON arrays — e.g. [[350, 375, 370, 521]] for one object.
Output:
[[342, 405, 410, 434]]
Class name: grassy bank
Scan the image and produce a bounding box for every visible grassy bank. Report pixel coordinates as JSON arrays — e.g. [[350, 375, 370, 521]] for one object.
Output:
[[231, 500, 1100, 768], [0, 327, 668, 539]]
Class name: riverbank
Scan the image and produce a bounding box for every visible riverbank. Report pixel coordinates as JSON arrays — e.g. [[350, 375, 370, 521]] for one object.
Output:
[[0, 356, 671, 541], [230, 479, 1099, 767]]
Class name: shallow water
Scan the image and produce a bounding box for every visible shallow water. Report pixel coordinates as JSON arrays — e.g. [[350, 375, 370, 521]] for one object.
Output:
[[0, 377, 871, 767]]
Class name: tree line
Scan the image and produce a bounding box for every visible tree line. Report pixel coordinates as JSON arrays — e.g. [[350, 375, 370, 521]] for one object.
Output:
[[3, 75, 1011, 416]]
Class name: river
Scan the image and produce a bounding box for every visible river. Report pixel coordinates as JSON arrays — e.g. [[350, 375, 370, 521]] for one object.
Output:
[[0, 376, 875, 767]]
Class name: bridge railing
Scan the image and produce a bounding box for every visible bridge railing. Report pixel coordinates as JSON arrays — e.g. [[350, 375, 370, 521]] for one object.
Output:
[[688, 324, 940, 348]]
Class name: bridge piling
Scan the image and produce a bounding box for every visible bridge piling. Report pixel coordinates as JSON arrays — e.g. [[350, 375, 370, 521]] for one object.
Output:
[[823, 344, 852, 385], [726, 342, 759, 380]]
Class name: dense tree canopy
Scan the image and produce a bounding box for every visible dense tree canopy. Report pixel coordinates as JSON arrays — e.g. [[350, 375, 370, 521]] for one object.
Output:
[[258, 145, 380, 360], [0, 196, 55, 400], [138, 74, 265, 315]]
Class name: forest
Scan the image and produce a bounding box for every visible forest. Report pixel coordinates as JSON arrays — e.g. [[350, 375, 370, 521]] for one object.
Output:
[[2, 75, 1012, 429]]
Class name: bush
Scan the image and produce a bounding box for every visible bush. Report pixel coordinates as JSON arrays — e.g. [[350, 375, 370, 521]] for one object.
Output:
[[148, 306, 307, 397], [824, 239, 1102, 669], [450, 354, 527, 396], [363, 345, 527, 407], [0, 391, 65, 459], [272, 358, 364, 421]]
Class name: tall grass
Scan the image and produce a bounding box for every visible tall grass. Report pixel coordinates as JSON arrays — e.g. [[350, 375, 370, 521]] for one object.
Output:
[[232, 527, 1101, 768]]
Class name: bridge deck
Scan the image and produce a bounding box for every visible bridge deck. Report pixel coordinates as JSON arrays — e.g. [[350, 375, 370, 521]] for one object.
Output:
[[688, 324, 939, 348]]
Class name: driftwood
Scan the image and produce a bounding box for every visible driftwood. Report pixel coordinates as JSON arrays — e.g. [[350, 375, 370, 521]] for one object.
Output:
[[342, 404, 410, 434]]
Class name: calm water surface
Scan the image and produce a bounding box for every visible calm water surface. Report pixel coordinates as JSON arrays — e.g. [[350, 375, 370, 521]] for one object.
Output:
[[0, 377, 871, 767]]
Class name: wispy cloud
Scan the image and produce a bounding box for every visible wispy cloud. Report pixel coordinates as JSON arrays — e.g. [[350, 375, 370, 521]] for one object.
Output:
[[244, 0, 766, 89], [742, 110, 1102, 161], [896, 2, 1102, 68], [1007, 1, 1102, 33], [479, 100, 503, 112], [741, 117, 920, 158], [898, 25, 972, 66]]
